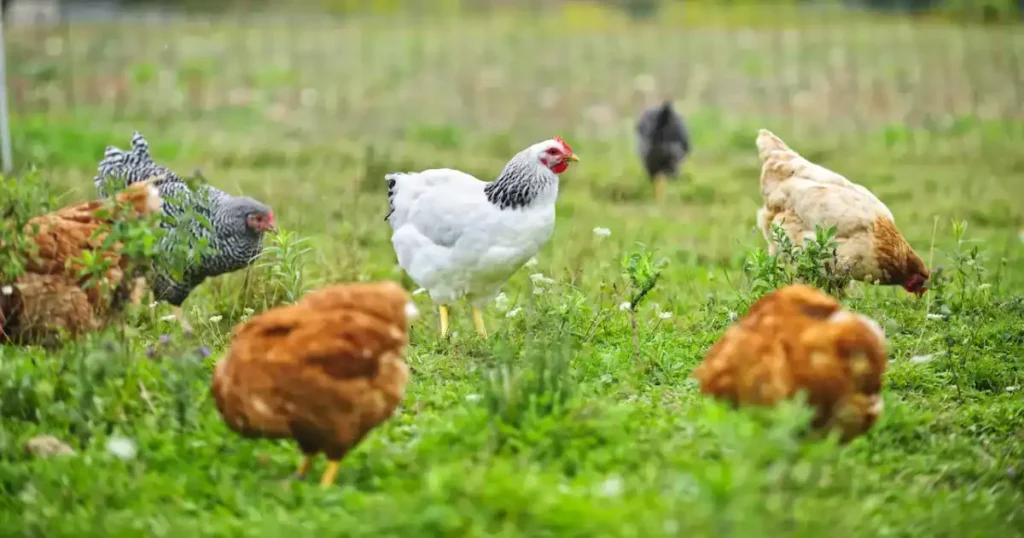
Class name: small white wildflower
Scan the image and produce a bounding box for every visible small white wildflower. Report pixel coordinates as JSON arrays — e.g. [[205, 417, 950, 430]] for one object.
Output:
[[105, 436, 137, 461], [465, 393, 482, 403], [149, 301, 159, 309], [494, 292, 510, 313], [412, 287, 427, 296], [592, 227, 611, 239], [658, 311, 672, 320], [909, 354, 934, 364], [208, 315, 223, 323], [940, 304, 952, 315], [727, 311, 738, 322], [529, 273, 555, 285], [1, 285, 12, 295], [926, 314, 945, 321], [159, 314, 177, 322], [506, 307, 522, 319], [596, 475, 623, 497], [524, 256, 539, 268], [1006, 386, 1018, 393], [618, 301, 632, 312], [243, 307, 254, 316], [978, 283, 992, 291]]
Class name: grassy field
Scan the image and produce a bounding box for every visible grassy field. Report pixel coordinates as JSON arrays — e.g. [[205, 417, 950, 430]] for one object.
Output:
[[2, 4, 1024, 537]]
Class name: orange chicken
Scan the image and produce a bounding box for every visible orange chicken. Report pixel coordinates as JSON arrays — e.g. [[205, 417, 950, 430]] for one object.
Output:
[[0, 182, 161, 345], [756, 129, 929, 295], [693, 284, 888, 443], [211, 281, 418, 487]]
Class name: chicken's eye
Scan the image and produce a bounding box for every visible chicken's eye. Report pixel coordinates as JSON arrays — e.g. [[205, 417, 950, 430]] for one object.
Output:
[[546, 148, 559, 155]]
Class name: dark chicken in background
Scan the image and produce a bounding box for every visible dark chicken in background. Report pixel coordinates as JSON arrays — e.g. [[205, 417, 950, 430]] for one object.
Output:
[[635, 100, 691, 201]]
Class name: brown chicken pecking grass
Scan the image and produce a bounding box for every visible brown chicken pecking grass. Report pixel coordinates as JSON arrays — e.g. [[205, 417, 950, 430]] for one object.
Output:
[[211, 280, 418, 488], [693, 284, 889, 443]]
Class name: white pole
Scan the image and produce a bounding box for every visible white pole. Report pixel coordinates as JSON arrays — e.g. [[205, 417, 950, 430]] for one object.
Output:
[[0, 8, 13, 175]]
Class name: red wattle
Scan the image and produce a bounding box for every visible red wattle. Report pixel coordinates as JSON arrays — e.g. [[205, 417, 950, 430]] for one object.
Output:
[[550, 161, 569, 174]]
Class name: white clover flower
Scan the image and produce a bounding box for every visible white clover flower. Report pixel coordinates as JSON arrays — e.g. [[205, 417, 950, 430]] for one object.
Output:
[[1006, 386, 1018, 392], [592, 227, 611, 239], [596, 475, 623, 497], [506, 307, 522, 319], [529, 273, 555, 285], [412, 287, 427, 296], [524, 256, 539, 268], [494, 292, 511, 313], [159, 314, 177, 322], [618, 301, 632, 312], [727, 311, 738, 322], [909, 354, 934, 364], [149, 302, 159, 309], [926, 314, 945, 321], [658, 311, 672, 320], [208, 315, 223, 323], [105, 436, 137, 461]]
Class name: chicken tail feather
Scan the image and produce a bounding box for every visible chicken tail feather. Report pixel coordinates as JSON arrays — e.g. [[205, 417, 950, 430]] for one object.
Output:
[[94, 131, 180, 196], [756, 128, 794, 164]]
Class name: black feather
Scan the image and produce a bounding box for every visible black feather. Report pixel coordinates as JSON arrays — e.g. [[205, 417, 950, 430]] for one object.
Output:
[[635, 100, 691, 181]]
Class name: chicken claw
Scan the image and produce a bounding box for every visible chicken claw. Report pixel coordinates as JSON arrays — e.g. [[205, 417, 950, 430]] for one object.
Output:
[[653, 173, 667, 202], [472, 307, 488, 339], [172, 305, 194, 335], [438, 305, 450, 337], [319, 460, 340, 488], [295, 454, 315, 479]]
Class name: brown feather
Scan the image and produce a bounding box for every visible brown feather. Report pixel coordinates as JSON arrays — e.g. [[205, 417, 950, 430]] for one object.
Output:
[[693, 284, 888, 443], [211, 281, 413, 462]]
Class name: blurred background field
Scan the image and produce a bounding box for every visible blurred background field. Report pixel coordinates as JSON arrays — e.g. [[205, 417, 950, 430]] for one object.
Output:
[[1, 0, 1023, 536]]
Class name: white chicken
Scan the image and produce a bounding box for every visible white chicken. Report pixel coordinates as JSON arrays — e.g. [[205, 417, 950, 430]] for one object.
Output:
[[384, 137, 579, 338]]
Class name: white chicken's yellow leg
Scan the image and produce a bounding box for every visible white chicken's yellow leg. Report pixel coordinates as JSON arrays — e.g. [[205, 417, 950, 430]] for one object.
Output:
[[319, 460, 340, 488], [472, 307, 488, 339], [172, 305, 194, 335], [653, 174, 667, 202], [438, 305, 450, 337], [295, 454, 315, 479]]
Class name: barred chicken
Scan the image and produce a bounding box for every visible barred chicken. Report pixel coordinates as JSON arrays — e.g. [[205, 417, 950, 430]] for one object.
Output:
[[0, 182, 161, 346], [385, 137, 578, 339], [636, 100, 690, 202], [756, 129, 929, 295], [693, 284, 888, 443], [211, 281, 418, 488], [94, 132, 276, 332]]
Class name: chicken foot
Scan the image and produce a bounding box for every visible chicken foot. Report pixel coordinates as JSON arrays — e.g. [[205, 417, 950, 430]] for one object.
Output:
[[171, 305, 194, 335], [653, 173, 667, 202], [472, 307, 488, 339], [319, 460, 340, 488], [295, 454, 315, 479], [438, 305, 450, 337]]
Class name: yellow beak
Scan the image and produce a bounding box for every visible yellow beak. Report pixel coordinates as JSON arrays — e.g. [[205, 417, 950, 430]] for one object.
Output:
[[565, 153, 580, 162]]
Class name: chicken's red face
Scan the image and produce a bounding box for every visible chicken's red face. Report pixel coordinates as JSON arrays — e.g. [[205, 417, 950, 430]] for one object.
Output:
[[903, 273, 928, 296], [538, 137, 579, 175], [246, 210, 276, 233]]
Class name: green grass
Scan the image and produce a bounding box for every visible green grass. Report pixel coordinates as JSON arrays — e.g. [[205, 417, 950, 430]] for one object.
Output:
[[2, 4, 1024, 537]]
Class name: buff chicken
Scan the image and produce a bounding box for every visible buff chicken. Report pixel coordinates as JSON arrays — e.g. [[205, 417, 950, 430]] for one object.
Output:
[[755, 129, 929, 295], [0, 182, 162, 346], [211, 281, 418, 488], [693, 284, 888, 443]]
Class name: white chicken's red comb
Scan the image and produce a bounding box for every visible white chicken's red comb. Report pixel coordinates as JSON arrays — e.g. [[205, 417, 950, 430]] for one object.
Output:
[[553, 136, 573, 154]]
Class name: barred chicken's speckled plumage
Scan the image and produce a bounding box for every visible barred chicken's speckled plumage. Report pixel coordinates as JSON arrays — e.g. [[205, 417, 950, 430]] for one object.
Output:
[[93, 132, 274, 306]]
